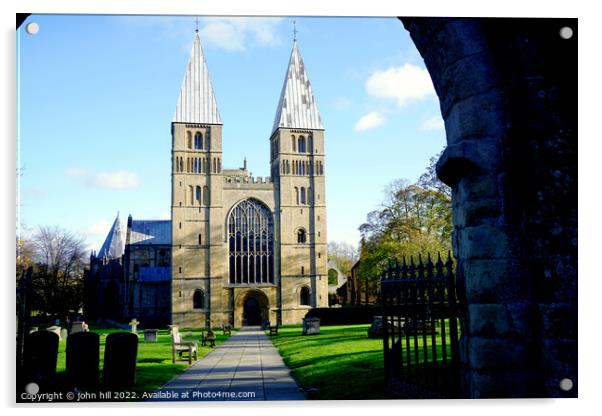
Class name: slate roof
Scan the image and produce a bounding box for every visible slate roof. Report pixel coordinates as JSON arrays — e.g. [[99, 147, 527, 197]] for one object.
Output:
[[129, 220, 172, 245], [173, 32, 222, 125], [272, 40, 324, 133]]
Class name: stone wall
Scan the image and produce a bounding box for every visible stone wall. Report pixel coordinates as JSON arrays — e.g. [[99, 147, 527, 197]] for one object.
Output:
[[401, 17, 577, 398]]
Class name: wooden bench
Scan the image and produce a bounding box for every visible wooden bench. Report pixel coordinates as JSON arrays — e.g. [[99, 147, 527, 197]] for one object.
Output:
[[268, 324, 278, 336], [201, 330, 216, 347], [171, 328, 198, 364]]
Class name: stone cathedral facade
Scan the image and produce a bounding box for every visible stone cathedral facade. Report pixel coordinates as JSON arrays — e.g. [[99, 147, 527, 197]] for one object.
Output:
[[85, 32, 328, 328]]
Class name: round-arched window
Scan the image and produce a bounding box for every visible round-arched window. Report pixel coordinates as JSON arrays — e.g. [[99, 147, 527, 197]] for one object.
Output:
[[297, 228, 307, 243], [300, 286, 310, 306], [193, 289, 205, 309], [228, 199, 274, 284], [194, 132, 203, 149]]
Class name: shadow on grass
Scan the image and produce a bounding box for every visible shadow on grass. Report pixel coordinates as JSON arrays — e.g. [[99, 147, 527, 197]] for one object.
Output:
[[269, 325, 389, 400]]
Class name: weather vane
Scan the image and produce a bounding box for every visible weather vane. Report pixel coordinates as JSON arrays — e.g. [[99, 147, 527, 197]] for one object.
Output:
[[195, 17, 199, 33], [293, 20, 298, 41]]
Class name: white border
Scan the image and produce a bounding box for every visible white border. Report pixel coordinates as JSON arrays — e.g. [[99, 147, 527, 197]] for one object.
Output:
[[3, 1, 599, 415]]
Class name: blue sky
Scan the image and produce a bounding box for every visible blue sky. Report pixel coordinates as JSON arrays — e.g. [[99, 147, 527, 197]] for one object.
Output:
[[17, 15, 445, 251]]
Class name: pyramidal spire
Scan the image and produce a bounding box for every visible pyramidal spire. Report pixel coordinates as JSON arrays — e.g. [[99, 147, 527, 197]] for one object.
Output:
[[272, 40, 323, 133], [98, 212, 126, 260], [173, 32, 222, 124]]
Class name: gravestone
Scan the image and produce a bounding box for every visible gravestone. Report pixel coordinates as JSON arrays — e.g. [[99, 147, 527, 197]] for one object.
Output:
[[103, 332, 138, 389], [61, 328, 69, 340], [23, 330, 59, 388], [367, 316, 384, 338], [129, 319, 139, 334], [143, 329, 158, 343], [46, 326, 61, 339], [167, 325, 177, 334], [70, 321, 86, 335], [66, 332, 100, 390], [302, 317, 320, 335], [29, 327, 38, 334]]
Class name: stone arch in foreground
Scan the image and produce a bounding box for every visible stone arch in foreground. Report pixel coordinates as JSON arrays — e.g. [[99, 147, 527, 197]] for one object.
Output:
[[401, 17, 577, 398]]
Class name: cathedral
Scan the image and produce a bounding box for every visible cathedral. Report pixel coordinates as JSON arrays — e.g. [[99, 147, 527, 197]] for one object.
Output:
[[84, 30, 328, 328]]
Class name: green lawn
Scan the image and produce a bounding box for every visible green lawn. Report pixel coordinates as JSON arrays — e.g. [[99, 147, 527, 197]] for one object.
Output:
[[54, 328, 233, 396], [269, 324, 388, 400]]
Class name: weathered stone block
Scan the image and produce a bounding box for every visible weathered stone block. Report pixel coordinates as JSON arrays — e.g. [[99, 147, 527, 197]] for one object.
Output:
[[453, 198, 500, 228], [455, 225, 518, 259], [436, 138, 501, 186], [444, 89, 507, 144], [467, 303, 534, 337], [437, 51, 500, 117], [461, 258, 528, 303], [455, 173, 499, 202], [427, 19, 489, 83], [467, 336, 531, 371]]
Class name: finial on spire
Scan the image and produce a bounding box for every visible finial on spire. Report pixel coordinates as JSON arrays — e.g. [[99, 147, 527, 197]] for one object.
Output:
[[293, 20, 298, 42], [195, 16, 199, 33]]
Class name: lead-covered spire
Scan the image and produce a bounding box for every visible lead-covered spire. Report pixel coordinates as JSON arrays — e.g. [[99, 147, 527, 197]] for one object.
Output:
[[173, 32, 222, 124], [272, 40, 323, 133], [98, 212, 126, 260]]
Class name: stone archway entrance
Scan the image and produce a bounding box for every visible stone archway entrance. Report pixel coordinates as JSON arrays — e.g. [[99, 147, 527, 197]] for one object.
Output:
[[401, 18, 577, 398], [235, 289, 269, 327], [243, 297, 261, 325]]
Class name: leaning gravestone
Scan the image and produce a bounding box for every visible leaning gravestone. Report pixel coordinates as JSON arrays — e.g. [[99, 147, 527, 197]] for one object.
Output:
[[23, 330, 59, 389], [46, 326, 61, 339], [70, 321, 86, 335], [103, 332, 138, 389], [367, 316, 384, 338], [66, 332, 100, 390]]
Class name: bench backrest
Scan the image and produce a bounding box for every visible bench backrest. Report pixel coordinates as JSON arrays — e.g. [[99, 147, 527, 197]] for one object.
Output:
[[171, 329, 181, 344]]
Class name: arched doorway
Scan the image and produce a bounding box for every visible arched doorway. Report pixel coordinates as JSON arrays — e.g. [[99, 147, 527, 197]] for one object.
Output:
[[243, 297, 261, 325], [235, 289, 269, 327]]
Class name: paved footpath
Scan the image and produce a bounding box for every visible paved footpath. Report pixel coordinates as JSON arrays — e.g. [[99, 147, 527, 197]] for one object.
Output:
[[150, 327, 305, 401]]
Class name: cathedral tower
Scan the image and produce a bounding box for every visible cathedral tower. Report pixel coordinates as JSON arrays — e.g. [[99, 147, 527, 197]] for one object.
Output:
[[171, 31, 225, 327], [270, 40, 329, 323]]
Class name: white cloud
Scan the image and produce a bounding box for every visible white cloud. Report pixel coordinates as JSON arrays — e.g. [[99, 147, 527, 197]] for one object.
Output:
[[419, 115, 445, 131], [83, 219, 112, 237], [90, 171, 141, 190], [199, 17, 282, 52], [116, 16, 282, 52], [355, 111, 385, 131], [365, 64, 436, 107]]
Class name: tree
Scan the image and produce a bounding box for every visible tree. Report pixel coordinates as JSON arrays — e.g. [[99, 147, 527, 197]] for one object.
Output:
[[26, 226, 88, 317], [327, 241, 359, 276], [357, 151, 452, 282], [417, 149, 451, 197]]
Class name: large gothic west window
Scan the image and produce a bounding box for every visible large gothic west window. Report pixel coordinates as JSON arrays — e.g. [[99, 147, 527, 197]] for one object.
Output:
[[228, 199, 274, 284]]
